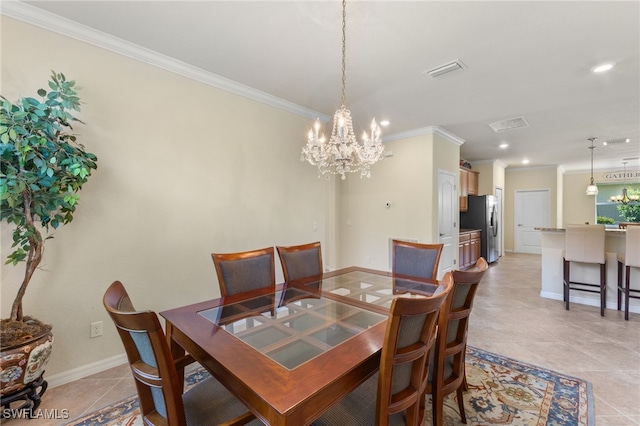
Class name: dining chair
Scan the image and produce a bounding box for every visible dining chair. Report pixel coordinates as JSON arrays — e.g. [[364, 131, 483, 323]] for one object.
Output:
[[212, 246, 276, 297], [103, 281, 258, 426], [276, 241, 323, 282], [563, 224, 607, 316], [426, 257, 488, 425], [617, 225, 640, 320], [392, 239, 444, 281], [313, 273, 454, 426]]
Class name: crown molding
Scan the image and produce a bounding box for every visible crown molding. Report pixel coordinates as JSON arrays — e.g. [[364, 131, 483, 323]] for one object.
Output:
[[1, 0, 329, 122], [472, 159, 509, 169], [506, 165, 560, 172], [383, 126, 465, 145]]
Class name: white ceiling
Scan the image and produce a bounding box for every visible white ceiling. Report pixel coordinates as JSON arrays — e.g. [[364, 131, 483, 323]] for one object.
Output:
[[11, 1, 640, 172]]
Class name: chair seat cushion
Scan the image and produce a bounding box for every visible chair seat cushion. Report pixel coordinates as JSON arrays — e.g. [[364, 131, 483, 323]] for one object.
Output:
[[183, 376, 261, 426], [313, 373, 407, 426]]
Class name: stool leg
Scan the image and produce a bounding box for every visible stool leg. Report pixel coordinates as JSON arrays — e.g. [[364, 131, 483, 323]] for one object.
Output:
[[600, 263, 606, 317], [563, 259, 570, 310], [618, 261, 623, 311], [625, 265, 631, 321]]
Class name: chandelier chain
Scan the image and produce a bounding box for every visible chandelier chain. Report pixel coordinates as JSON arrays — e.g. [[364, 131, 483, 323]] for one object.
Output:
[[341, 0, 346, 109]]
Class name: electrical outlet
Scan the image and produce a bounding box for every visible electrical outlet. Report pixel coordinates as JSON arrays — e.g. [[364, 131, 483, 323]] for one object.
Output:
[[90, 321, 103, 338]]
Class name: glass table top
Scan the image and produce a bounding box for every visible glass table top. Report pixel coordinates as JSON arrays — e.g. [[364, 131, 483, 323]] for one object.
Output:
[[198, 286, 387, 370], [317, 271, 438, 308]]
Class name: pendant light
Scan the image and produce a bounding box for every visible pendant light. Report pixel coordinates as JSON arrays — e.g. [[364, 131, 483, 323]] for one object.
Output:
[[610, 161, 639, 204], [585, 137, 598, 196]]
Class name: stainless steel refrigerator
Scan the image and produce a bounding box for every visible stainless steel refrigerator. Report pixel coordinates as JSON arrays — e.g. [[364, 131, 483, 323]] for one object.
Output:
[[460, 195, 499, 263]]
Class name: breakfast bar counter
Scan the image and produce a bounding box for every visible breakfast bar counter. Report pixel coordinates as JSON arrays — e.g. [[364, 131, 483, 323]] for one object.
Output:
[[538, 228, 638, 315]]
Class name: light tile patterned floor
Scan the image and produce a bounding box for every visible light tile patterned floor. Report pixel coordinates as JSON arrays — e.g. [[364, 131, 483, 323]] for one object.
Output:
[[4, 253, 639, 425]]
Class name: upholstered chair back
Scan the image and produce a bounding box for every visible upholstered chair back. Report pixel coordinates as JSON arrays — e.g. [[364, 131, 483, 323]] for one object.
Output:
[[564, 224, 606, 264]]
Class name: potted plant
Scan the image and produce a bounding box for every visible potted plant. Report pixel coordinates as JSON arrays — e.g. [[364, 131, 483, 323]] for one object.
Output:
[[0, 71, 98, 402]]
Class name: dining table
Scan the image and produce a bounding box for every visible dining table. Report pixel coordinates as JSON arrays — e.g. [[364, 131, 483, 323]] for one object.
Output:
[[159, 266, 439, 425]]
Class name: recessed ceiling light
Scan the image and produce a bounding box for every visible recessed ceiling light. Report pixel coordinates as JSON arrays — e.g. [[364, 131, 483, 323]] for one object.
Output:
[[499, 143, 509, 149], [522, 159, 530, 164], [592, 63, 615, 73], [379, 120, 390, 127]]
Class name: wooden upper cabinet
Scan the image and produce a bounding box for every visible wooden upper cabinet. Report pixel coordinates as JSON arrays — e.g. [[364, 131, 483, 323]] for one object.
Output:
[[467, 170, 479, 195], [459, 167, 478, 211], [459, 168, 468, 212]]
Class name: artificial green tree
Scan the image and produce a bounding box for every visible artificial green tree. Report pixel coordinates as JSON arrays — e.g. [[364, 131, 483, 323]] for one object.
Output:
[[1, 71, 97, 329]]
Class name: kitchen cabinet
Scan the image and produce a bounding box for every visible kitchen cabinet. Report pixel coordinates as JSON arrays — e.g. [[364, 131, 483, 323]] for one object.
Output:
[[458, 229, 481, 270], [459, 167, 479, 211], [467, 169, 479, 195]]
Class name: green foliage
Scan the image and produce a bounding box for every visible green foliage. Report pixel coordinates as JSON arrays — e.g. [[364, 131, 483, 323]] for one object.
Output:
[[617, 188, 640, 222], [1, 71, 98, 266], [596, 216, 615, 224]]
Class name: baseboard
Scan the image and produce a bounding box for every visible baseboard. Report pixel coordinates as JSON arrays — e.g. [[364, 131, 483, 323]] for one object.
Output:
[[46, 353, 128, 389], [540, 291, 640, 314], [540, 291, 563, 301]]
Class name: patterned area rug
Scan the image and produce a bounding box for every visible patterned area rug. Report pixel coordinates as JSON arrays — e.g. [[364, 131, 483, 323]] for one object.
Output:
[[65, 346, 594, 426]]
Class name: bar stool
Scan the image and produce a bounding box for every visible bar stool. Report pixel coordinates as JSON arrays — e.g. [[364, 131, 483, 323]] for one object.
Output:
[[617, 225, 640, 320], [563, 224, 606, 316]]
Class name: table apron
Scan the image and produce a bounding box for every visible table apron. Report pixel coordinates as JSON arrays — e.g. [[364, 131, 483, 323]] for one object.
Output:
[[168, 323, 381, 426]]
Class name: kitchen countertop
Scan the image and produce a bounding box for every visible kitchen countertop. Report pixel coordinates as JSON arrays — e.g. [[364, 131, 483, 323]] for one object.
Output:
[[460, 228, 481, 233], [536, 227, 626, 233]]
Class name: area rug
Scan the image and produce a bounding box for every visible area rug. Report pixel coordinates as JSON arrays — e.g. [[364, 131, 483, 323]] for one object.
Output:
[[65, 346, 594, 426]]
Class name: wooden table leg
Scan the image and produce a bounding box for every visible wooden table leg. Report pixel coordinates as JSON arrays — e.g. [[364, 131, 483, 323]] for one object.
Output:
[[165, 322, 187, 392]]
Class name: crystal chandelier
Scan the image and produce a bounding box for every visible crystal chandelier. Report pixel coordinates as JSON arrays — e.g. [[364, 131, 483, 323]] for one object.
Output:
[[610, 161, 639, 204], [301, 0, 384, 180], [585, 137, 598, 195]]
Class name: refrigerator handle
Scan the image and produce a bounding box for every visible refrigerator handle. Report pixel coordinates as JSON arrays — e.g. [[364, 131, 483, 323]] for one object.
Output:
[[491, 205, 498, 237]]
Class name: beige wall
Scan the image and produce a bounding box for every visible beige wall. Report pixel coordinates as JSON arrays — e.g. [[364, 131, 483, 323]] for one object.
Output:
[[562, 171, 597, 226], [1, 17, 329, 378], [471, 161, 494, 195], [338, 131, 459, 271], [503, 167, 559, 251]]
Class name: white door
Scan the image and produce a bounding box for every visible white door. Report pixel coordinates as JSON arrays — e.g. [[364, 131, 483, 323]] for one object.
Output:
[[438, 170, 457, 276], [515, 189, 550, 254]]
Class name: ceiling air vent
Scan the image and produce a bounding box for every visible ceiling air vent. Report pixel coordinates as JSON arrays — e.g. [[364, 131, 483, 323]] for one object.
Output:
[[425, 60, 465, 78], [489, 116, 530, 132]]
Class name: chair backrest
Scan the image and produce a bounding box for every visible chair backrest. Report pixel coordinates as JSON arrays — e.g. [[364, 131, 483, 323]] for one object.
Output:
[[626, 225, 640, 268], [276, 241, 323, 282], [392, 240, 444, 281], [564, 224, 606, 264], [429, 258, 488, 392], [376, 272, 453, 425], [212, 247, 276, 297], [103, 281, 187, 426]]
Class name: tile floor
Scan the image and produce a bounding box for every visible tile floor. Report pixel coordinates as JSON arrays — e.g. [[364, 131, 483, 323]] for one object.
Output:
[[4, 252, 639, 425]]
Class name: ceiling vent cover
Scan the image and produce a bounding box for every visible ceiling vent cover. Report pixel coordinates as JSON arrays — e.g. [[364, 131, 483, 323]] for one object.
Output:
[[489, 116, 530, 132], [425, 60, 465, 78]]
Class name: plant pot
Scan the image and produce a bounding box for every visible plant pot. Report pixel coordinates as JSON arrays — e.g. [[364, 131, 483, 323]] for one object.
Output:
[[1, 330, 53, 397]]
